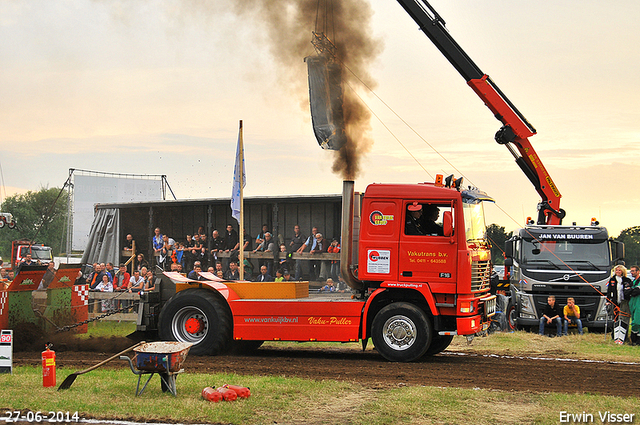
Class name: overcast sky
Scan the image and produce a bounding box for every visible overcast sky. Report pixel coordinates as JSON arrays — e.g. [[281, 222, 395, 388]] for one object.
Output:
[[1, 0, 639, 237]]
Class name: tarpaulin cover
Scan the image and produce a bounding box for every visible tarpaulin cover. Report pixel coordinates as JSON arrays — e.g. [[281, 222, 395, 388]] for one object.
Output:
[[305, 55, 346, 150], [81, 207, 120, 265]]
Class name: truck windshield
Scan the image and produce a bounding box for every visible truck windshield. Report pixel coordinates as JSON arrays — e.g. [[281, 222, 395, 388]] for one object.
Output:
[[463, 201, 488, 243], [521, 240, 610, 269], [31, 247, 53, 262]]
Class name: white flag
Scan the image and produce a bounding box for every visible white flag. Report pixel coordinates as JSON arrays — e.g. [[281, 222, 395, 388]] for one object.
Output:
[[231, 124, 245, 223]]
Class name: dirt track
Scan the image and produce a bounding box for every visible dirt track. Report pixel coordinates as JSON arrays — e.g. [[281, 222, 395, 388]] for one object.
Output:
[[13, 342, 640, 398]]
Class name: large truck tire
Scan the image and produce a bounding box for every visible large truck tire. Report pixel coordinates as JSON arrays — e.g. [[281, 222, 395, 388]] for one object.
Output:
[[158, 289, 232, 356], [371, 302, 432, 362], [507, 304, 518, 331], [424, 334, 454, 356]]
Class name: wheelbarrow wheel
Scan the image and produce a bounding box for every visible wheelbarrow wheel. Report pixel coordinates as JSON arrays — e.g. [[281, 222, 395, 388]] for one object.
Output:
[[158, 289, 232, 356]]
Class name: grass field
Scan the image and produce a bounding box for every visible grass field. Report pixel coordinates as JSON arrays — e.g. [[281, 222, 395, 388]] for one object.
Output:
[[4, 323, 636, 424], [1, 366, 638, 425]]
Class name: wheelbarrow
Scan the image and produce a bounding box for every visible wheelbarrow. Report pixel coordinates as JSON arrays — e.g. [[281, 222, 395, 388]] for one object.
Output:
[[120, 341, 192, 396]]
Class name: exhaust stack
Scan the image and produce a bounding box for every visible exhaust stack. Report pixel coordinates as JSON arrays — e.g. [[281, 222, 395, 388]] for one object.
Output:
[[341, 180, 363, 291]]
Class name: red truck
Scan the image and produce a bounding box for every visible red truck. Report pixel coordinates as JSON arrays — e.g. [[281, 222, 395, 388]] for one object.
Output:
[[137, 179, 496, 362]]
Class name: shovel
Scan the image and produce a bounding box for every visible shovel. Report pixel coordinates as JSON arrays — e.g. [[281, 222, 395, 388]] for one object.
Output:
[[58, 341, 145, 390]]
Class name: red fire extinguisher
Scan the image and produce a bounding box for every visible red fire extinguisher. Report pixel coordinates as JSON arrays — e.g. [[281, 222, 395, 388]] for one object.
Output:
[[42, 343, 56, 388]]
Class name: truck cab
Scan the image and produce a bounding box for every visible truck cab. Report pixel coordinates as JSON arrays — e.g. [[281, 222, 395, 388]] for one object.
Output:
[[504, 226, 624, 330], [12, 240, 53, 269]]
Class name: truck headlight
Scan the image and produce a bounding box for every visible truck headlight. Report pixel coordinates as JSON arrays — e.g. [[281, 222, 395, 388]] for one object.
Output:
[[519, 293, 536, 317], [594, 300, 609, 321]]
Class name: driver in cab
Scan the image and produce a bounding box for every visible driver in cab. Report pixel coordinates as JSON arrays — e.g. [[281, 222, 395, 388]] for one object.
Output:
[[405, 202, 444, 236]]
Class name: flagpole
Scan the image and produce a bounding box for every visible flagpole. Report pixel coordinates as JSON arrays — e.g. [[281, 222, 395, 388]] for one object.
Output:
[[238, 120, 245, 281]]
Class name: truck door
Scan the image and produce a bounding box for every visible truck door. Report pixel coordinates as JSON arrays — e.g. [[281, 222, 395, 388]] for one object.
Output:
[[398, 201, 457, 293]]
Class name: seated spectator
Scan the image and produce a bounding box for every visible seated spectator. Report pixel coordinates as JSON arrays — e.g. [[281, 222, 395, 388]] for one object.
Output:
[[274, 269, 284, 282], [207, 266, 215, 273], [193, 234, 207, 269], [328, 239, 341, 281], [170, 262, 180, 272], [152, 227, 164, 267], [1, 268, 9, 289], [184, 234, 196, 270], [210, 230, 224, 265], [128, 270, 145, 293], [161, 234, 176, 271], [216, 270, 224, 279], [175, 242, 185, 269], [188, 265, 205, 281], [187, 261, 201, 279], [253, 232, 277, 275], [278, 244, 291, 271], [74, 270, 86, 286], [225, 261, 240, 281], [104, 262, 116, 281], [255, 224, 269, 248], [311, 232, 329, 280], [282, 270, 292, 282], [320, 278, 336, 292], [255, 265, 272, 282], [123, 234, 134, 255], [563, 297, 583, 335], [17, 253, 36, 274], [539, 295, 562, 337], [113, 264, 130, 291], [135, 253, 149, 272], [214, 261, 224, 275], [336, 278, 350, 293], [243, 258, 254, 280], [95, 274, 114, 312], [144, 270, 156, 292], [88, 263, 106, 290]]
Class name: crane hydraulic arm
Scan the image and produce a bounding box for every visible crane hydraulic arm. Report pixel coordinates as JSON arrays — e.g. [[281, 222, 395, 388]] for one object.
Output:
[[396, 0, 565, 225]]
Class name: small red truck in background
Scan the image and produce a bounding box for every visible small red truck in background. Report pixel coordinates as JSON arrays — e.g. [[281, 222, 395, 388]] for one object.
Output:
[[11, 240, 53, 270]]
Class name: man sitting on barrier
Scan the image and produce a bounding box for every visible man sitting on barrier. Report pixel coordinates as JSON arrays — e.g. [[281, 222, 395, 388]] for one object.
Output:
[[563, 297, 583, 335], [539, 295, 562, 337]]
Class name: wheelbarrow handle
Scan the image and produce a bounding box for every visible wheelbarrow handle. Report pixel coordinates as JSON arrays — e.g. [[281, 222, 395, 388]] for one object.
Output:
[[76, 341, 146, 375]]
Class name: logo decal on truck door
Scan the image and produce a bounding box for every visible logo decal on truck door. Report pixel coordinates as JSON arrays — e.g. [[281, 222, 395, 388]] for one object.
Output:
[[369, 211, 394, 226], [367, 250, 391, 274]]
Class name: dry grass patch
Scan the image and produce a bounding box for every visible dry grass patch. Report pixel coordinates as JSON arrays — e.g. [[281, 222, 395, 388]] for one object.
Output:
[[448, 331, 639, 363]]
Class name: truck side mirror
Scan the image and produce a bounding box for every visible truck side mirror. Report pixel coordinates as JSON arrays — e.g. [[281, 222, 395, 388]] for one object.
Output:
[[443, 211, 453, 237], [504, 258, 513, 267], [611, 240, 625, 264], [504, 238, 515, 259]]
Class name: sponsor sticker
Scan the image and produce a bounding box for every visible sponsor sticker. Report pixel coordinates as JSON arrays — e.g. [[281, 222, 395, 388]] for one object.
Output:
[[367, 249, 391, 274]]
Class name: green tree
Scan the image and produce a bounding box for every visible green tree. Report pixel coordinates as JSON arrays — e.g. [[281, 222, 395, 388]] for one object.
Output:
[[486, 223, 512, 265], [0, 187, 68, 260], [615, 226, 640, 267]]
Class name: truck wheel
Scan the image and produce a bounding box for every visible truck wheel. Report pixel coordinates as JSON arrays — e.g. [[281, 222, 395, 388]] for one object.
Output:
[[371, 302, 432, 362], [158, 289, 231, 356], [508, 305, 518, 331], [424, 334, 454, 356]]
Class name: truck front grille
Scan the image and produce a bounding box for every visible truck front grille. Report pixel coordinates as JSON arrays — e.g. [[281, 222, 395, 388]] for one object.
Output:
[[471, 260, 491, 292]]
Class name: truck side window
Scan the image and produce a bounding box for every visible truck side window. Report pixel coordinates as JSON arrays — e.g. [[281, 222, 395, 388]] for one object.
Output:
[[404, 202, 451, 236]]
